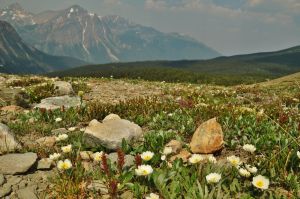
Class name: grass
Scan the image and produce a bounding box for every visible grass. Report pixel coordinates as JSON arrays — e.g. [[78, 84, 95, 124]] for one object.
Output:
[[4, 75, 300, 198]]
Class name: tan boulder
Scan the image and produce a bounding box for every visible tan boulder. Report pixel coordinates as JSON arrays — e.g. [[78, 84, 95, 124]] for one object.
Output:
[[170, 149, 191, 163], [165, 140, 182, 154], [190, 118, 224, 154]]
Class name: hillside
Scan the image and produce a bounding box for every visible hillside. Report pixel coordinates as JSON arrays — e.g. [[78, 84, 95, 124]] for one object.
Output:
[[0, 3, 221, 64], [0, 20, 87, 74], [48, 45, 300, 85]]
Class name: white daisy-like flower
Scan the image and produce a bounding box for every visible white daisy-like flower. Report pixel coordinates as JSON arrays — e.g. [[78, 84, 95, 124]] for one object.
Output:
[[57, 159, 72, 170], [297, 151, 300, 159], [61, 144, 72, 153], [49, 153, 61, 161], [68, 127, 76, 132], [135, 165, 153, 176], [163, 147, 172, 155], [161, 155, 166, 161], [239, 168, 251, 177], [80, 128, 85, 132], [252, 175, 269, 190], [92, 152, 103, 162], [141, 151, 154, 161], [189, 154, 205, 164], [227, 155, 241, 167], [206, 173, 221, 184], [245, 164, 258, 174], [55, 134, 68, 141], [146, 193, 160, 199], [55, 118, 62, 122], [208, 155, 217, 164], [242, 144, 256, 153]]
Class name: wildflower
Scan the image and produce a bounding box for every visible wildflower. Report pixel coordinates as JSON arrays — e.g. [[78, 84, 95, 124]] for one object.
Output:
[[246, 164, 258, 174], [80, 128, 85, 132], [55, 117, 62, 122], [141, 151, 154, 161], [68, 127, 76, 132], [135, 154, 142, 167], [243, 144, 256, 153], [297, 151, 300, 159], [78, 91, 84, 97], [49, 153, 61, 161], [163, 147, 172, 155], [239, 168, 251, 177], [57, 159, 72, 170], [135, 165, 153, 176], [101, 154, 110, 176], [56, 134, 68, 141], [117, 149, 125, 171], [146, 193, 160, 199], [189, 154, 204, 164], [61, 144, 72, 153], [161, 155, 166, 161], [227, 155, 241, 167], [92, 152, 103, 162], [206, 173, 221, 184], [208, 155, 217, 164], [252, 175, 269, 190]]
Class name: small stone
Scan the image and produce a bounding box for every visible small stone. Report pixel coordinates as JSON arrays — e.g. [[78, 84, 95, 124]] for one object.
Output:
[[18, 180, 27, 189], [170, 149, 191, 163], [120, 191, 134, 199], [108, 153, 135, 168], [165, 140, 182, 154], [87, 180, 108, 194], [0, 184, 12, 198], [51, 128, 68, 135], [37, 158, 52, 170], [84, 116, 143, 150], [190, 118, 224, 154], [7, 176, 22, 186], [0, 105, 24, 112], [82, 161, 93, 171], [36, 136, 56, 147], [0, 152, 37, 174], [103, 114, 121, 122], [0, 123, 21, 153], [54, 81, 74, 96], [16, 186, 38, 199], [0, 174, 5, 186], [79, 151, 93, 160], [34, 96, 82, 110]]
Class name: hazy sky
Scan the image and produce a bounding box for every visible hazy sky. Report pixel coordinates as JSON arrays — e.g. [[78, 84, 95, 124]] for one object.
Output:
[[1, 0, 300, 55]]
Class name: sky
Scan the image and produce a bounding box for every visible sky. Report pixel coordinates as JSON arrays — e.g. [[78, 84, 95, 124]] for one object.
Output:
[[1, 0, 299, 55]]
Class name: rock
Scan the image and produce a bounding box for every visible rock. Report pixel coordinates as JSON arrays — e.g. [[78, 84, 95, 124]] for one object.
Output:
[[0, 152, 37, 174], [51, 128, 68, 135], [190, 118, 224, 154], [87, 180, 108, 194], [37, 158, 52, 170], [34, 95, 82, 110], [0, 87, 30, 108], [84, 116, 143, 150], [165, 140, 182, 154], [0, 184, 12, 198], [108, 153, 135, 168], [170, 149, 191, 163], [0, 123, 21, 153], [0, 105, 24, 112], [6, 176, 22, 186], [36, 136, 56, 147], [54, 81, 74, 96], [17, 186, 38, 199], [120, 191, 134, 199], [0, 174, 5, 186], [82, 161, 93, 171], [79, 151, 93, 160], [103, 114, 121, 122]]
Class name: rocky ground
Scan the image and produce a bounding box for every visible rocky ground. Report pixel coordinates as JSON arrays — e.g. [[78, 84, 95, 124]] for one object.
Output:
[[0, 73, 299, 199]]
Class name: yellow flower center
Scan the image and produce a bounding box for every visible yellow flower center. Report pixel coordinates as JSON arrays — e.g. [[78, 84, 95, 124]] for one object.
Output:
[[142, 170, 148, 175], [256, 181, 264, 188]]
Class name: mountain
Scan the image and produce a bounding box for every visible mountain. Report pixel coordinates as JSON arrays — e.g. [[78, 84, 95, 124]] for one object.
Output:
[[0, 4, 221, 64], [48, 45, 300, 85], [0, 20, 87, 74]]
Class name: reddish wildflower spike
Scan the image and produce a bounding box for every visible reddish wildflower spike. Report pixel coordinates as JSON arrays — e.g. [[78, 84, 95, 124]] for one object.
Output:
[[135, 154, 142, 167], [117, 148, 125, 172], [101, 153, 110, 177]]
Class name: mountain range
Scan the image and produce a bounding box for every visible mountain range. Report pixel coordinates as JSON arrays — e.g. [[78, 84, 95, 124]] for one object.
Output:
[[0, 20, 86, 74], [0, 3, 221, 64]]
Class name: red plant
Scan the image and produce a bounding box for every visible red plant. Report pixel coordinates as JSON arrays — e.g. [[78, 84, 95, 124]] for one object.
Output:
[[135, 154, 142, 167], [117, 148, 125, 173], [109, 179, 118, 198], [279, 113, 288, 125], [101, 153, 110, 177]]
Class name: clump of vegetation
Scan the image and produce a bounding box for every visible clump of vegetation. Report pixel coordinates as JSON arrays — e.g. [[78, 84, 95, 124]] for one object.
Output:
[[25, 82, 57, 103]]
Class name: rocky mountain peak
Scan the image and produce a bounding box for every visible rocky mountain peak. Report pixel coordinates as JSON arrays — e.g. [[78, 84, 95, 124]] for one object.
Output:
[[8, 3, 24, 11]]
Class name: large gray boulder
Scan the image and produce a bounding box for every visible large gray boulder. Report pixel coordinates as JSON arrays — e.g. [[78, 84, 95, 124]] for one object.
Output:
[[0, 123, 21, 154], [84, 114, 143, 150], [34, 95, 81, 110], [54, 81, 74, 96], [0, 152, 37, 174]]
